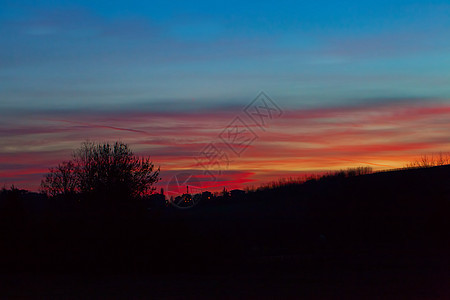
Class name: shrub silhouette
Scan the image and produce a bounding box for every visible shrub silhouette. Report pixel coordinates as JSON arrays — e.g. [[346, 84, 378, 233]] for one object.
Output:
[[41, 141, 160, 202], [0, 185, 26, 221]]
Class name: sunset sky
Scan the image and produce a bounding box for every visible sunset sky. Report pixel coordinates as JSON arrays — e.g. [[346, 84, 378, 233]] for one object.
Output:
[[1, 1, 450, 193]]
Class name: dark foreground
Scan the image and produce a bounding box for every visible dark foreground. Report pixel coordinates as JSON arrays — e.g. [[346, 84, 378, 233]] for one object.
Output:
[[1, 166, 449, 298]]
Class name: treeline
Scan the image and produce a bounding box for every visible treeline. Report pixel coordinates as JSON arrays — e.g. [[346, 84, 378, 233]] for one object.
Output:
[[254, 166, 374, 191], [405, 152, 450, 168]]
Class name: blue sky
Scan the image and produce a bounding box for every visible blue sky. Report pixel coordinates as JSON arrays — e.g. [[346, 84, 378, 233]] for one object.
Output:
[[1, 0, 450, 111]]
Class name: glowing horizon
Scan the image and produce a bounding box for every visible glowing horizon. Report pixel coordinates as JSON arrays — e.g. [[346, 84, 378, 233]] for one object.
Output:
[[2, 99, 450, 192]]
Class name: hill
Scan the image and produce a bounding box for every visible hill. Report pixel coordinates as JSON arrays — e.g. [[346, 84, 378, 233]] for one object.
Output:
[[0, 166, 449, 298]]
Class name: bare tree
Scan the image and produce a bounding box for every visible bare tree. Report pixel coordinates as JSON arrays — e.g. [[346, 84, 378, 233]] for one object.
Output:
[[41, 142, 160, 201], [406, 152, 450, 168], [41, 161, 79, 197]]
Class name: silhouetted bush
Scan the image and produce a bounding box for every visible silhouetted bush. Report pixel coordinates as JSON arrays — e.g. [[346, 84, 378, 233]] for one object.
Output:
[[0, 185, 26, 220]]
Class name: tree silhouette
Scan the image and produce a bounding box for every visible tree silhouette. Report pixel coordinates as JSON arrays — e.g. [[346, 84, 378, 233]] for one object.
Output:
[[41, 142, 160, 201], [406, 152, 450, 168], [41, 161, 78, 197]]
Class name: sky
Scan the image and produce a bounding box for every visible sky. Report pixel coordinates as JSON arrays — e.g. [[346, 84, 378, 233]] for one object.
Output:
[[1, 0, 450, 193]]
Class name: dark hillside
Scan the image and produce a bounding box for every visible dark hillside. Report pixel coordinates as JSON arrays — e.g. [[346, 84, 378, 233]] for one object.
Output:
[[1, 166, 449, 298]]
